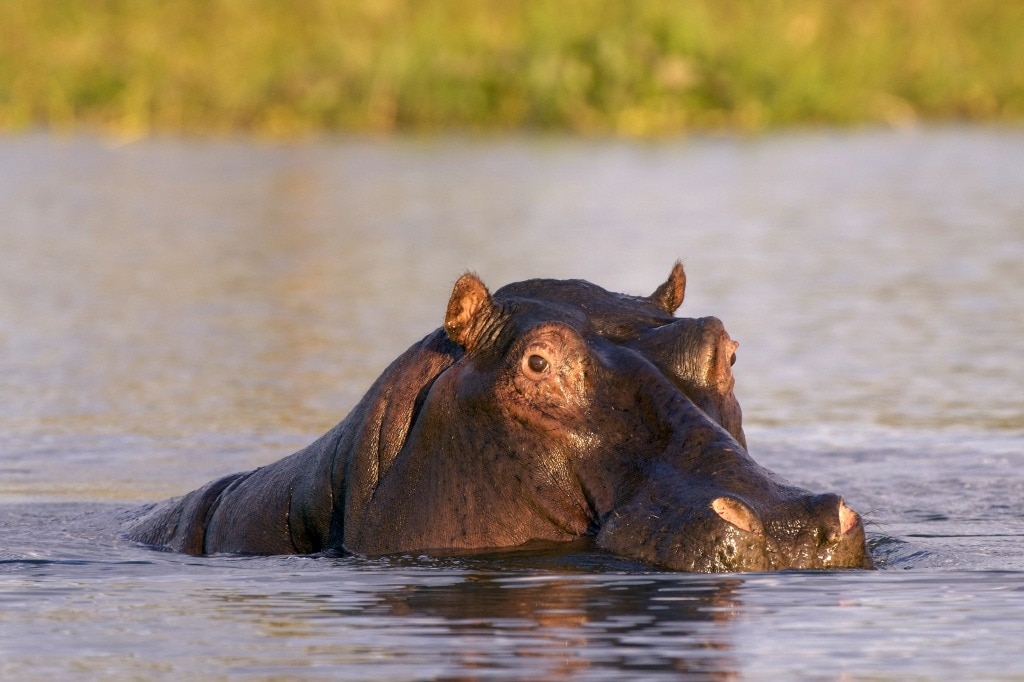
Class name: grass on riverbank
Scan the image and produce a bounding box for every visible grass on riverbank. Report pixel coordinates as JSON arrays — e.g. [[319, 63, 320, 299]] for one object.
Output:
[[2, 0, 1022, 137]]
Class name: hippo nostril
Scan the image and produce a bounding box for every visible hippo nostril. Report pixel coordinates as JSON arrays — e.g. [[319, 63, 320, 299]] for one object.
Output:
[[838, 499, 860, 535], [711, 496, 761, 534]]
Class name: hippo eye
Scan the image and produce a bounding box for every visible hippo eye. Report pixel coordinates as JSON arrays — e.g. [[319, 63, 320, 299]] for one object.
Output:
[[527, 354, 549, 374], [730, 352, 736, 367], [521, 350, 553, 379]]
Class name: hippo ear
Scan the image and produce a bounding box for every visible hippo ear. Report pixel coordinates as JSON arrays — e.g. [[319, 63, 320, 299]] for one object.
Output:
[[444, 272, 495, 351], [649, 261, 686, 314]]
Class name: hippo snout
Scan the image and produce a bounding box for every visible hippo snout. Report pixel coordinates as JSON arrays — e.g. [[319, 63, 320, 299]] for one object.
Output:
[[598, 490, 873, 573], [757, 493, 873, 570], [712, 492, 872, 571]]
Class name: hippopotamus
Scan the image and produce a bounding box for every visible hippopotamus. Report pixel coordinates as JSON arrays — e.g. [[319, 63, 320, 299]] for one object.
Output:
[[127, 263, 872, 572]]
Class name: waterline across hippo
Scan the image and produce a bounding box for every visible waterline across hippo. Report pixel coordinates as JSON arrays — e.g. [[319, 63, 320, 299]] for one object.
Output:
[[127, 263, 872, 572]]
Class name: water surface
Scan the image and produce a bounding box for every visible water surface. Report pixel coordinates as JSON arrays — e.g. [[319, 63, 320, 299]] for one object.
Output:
[[1, 129, 1023, 679]]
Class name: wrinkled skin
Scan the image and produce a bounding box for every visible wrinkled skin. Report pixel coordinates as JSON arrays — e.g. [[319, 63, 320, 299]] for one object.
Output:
[[127, 263, 872, 572]]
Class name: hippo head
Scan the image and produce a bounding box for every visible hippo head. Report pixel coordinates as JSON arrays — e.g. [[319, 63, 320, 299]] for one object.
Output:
[[353, 263, 872, 572]]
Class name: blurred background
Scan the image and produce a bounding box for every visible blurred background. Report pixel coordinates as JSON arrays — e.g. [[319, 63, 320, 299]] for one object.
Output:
[[2, 0, 1022, 138]]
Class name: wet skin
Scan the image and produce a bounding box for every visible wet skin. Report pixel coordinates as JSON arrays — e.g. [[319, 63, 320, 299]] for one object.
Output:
[[127, 263, 872, 572]]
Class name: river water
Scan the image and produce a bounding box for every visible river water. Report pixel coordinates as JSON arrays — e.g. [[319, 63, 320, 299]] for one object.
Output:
[[1, 129, 1022, 679]]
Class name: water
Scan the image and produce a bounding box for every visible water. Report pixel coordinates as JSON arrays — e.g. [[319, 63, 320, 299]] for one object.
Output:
[[1, 128, 1023, 679]]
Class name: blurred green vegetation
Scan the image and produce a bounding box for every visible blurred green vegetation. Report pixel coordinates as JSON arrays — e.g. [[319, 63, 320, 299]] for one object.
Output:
[[1, 0, 1022, 136]]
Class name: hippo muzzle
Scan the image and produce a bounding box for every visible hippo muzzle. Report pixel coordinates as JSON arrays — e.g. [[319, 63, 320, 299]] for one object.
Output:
[[597, 483, 872, 572]]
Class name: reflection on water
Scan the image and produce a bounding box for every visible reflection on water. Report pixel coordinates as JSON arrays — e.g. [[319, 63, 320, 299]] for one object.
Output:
[[1, 130, 1023, 678], [203, 569, 747, 679], [376, 573, 744, 678]]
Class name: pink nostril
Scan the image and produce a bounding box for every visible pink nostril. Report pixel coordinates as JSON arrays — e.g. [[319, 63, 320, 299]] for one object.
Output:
[[712, 496, 760, 534], [839, 499, 860, 535]]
